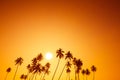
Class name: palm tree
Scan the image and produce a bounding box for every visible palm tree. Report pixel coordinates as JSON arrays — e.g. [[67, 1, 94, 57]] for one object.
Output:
[[20, 74, 24, 80], [42, 68, 50, 80], [58, 51, 73, 80], [41, 62, 50, 80], [65, 51, 73, 61], [76, 59, 83, 80], [66, 68, 71, 80], [32, 63, 41, 80], [51, 48, 64, 80], [36, 53, 43, 62], [81, 69, 86, 80], [73, 57, 77, 80], [13, 57, 23, 80], [85, 69, 90, 80], [4, 67, 11, 80], [91, 65, 97, 80], [24, 75, 28, 80]]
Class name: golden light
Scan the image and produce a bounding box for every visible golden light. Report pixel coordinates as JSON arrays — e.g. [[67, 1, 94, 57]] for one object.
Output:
[[45, 52, 53, 60]]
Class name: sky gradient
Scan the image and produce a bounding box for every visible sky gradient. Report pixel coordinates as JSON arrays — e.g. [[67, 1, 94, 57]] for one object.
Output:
[[0, 0, 120, 80]]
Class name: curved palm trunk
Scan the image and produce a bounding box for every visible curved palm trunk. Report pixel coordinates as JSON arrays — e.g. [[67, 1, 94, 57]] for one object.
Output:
[[58, 64, 66, 80], [13, 65, 19, 80], [51, 59, 60, 80], [4, 73, 8, 80]]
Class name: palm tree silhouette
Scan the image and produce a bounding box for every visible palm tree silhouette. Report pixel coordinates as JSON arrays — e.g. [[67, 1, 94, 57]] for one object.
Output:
[[4, 67, 11, 80], [91, 65, 96, 80], [73, 57, 77, 80], [65, 51, 73, 60], [81, 69, 86, 80], [41, 62, 51, 80], [58, 51, 73, 80], [85, 69, 90, 80], [36, 53, 43, 62], [66, 61, 72, 80], [51, 48, 64, 80], [76, 59, 83, 80], [13, 57, 23, 80], [32, 63, 41, 80], [24, 75, 28, 80], [42, 68, 50, 80], [20, 74, 24, 80], [66, 68, 71, 80]]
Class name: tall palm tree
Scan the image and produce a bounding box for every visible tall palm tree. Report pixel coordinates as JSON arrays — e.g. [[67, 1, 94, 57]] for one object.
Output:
[[85, 69, 90, 80], [4, 67, 11, 80], [91, 65, 97, 80], [13, 57, 23, 80], [81, 69, 86, 80], [58, 51, 73, 80], [51, 48, 64, 80]]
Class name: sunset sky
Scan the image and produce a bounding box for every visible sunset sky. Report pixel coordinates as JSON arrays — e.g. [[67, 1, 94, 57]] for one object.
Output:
[[0, 0, 120, 80]]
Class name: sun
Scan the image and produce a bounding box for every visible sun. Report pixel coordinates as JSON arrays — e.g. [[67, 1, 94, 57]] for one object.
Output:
[[45, 52, 53, 60]]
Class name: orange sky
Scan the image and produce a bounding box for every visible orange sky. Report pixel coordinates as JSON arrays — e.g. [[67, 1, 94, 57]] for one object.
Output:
[[0, 0, 120, 80]]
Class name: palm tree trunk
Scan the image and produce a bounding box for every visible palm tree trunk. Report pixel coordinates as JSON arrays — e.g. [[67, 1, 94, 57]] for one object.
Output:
[[51, 58, 60, 80], [40, 73, 43, 80], [35, 74, 37, 80], [83, 75, 84, 80], [78, 73, 80, 80], [4, 73, 8, 80], [58, 64, 66, 80], [69, 73, 70, 80], [74, 66, 77, 80], [31, 74, 35, 80], [93, 72, 95, 80], [42, 73, 46, 80], [13, 65, 19, 80], [86, 76, 87, 80]]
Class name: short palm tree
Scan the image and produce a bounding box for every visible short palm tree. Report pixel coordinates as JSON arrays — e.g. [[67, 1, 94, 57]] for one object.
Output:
[[36, 53, 43, 62], [76, 59, 83, 80], [20, 74, 24, 80], [41, 62, 51, 80], [85, 69, 90, 80], [73, 57, 77, 80], [51, 48, 64, 80], [91, 65, 97, 80], [66, 68, 71, 80], [5, 67, 11, 80], [66, 61, 72, 80], [81, 69, 86, 80], [13, 57, 23, 80]]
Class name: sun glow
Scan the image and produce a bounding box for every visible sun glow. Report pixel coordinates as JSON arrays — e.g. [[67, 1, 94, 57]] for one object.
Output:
[[45, 52, 53, 60]]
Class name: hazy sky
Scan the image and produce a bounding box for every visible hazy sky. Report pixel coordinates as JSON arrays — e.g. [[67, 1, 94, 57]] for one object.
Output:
[[0, 0, 120, 80]]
